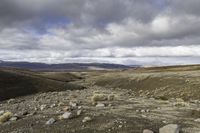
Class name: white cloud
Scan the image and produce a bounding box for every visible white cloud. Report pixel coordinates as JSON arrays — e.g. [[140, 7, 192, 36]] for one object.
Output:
[[0, 0, 200, 65]]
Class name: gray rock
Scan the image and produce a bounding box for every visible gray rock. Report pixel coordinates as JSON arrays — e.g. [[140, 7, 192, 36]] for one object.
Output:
[[159, 124, 180, 133], [9, 117, 18, 121], [62, 112, 72, 119], [96, 103, 105, 108], [0, 110, 4, 115], [194, 118, 200, 122], [143, 129, 154, 133], [69, 101, 78, 107], [50, 104, 56, 108], [82, 116, 92, 123], [77, 110, 82, 116], [46, 118, 56, 125], [40, 105, 47, 111]]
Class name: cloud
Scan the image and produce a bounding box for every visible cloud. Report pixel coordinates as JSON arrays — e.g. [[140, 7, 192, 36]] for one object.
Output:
[[0, 0, 200, 65]]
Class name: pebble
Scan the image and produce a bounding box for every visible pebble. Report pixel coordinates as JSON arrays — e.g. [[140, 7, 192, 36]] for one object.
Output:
[[61, 112, 72, 119], [82, 116, 92, 123], [9, 117, 18, 121], [141, 115, 147, 118], [96, 103, 105, 108], [159, 124, 180, 133], [46, 118, 56, 125], [77, 110, 82, 116], [50, 104, 56, 108], [194, 118, 200, 122], [40, 105, 47, 111], [69, 101, 78, 107], [0, 111, 4, 115], [118, 125, 123, 128]]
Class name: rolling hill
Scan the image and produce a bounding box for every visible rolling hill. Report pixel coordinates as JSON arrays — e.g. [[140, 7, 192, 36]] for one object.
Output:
[[0, 68, 84, 101]]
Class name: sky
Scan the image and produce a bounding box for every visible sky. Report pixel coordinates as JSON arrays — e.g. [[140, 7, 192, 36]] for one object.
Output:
[[0, 0, 200, 66]]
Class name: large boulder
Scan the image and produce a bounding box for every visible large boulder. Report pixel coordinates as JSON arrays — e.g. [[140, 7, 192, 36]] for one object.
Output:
[[159, 124, 180, 133]]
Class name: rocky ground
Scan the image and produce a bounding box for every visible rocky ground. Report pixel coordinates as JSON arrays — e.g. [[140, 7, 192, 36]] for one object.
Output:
[[0, 84, 200, 133]]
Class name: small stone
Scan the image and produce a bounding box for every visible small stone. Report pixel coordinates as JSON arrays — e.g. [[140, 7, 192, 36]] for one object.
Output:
[[143, 129, 154, 133], [162, 121, 167, 124], [46, 118, 56, 125], [82, 116, 92, 123], [61, 112, 72, 119], [9, 117, 18, 121], [194, 118, 200, 122], [69, 101, 78, 107], [0, 111, 4, 115], [159, 124, 180, 133], [141, 115, 147, 118], [50, 104, 56, 108], [96, 103, 105, 108], [141, 110, 145, 113], [77, 110, 82, 116], [118, 125, 123, 128], [40, 105, 47, 111]]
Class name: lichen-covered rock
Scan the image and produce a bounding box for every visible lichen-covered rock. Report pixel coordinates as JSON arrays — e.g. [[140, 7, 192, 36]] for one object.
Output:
[[0, 112, 13, 124]]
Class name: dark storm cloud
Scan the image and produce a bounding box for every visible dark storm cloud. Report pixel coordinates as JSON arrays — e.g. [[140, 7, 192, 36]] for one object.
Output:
[[0, 0, 200, 64]]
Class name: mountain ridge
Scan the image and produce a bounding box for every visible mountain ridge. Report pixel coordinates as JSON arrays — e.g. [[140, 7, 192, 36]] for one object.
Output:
[[0, 60, 137, 71]]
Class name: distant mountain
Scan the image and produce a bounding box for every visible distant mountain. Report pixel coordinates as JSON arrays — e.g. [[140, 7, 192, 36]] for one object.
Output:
[[0, 61, 138, 71]]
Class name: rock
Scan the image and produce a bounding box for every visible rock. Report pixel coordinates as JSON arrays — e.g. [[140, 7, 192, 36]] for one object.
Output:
[[46, 118, 56, 125], [143, 129, 154, 133], [9, 117, 18, 121], [82, 116, 92, 123], [50, 104, 56, 108], [40, 105, 47, 111], [194, 118, 200, 122], [0, 111, 4, 115], [69, 101, 78, 107], [159, 124, 180, 133], [141, 115, 147, 118], [118, 125, 123, 128], [96, 103, 105, 108], [77, 110, 82, 116], [61, 112, 72, 119]]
